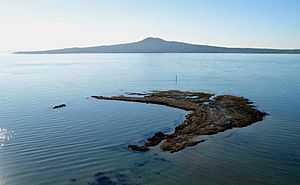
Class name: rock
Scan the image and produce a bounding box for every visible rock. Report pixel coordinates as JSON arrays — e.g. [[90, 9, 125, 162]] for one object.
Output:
[[94, 172, 116, 185], [145, 132, 166, 147], [128, 145, 150, 152], [93, 90, 267, 153], [53, 104, 66, 109]]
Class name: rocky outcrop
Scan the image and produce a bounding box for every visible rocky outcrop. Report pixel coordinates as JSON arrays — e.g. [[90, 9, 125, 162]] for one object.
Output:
[[92, 90, 267, 153], [53, 104, 66, 109], [144, 132, 166, 147]]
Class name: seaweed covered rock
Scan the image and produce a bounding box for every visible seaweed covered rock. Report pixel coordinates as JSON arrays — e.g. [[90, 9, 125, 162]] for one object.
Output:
[[93, 90, 267, 153]]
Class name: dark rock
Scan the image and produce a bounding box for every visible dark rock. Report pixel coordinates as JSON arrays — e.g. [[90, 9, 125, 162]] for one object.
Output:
[[94, 172, 116, 185], [154, 157, 168, 163], [91, 171, 129, 185], [134, 162, 145, 167], [95, 176, 115, 185], [145, 132, 166, 147], [53, 104, 66, 109], [94, 172, 106, 177], [128, 145, 150, 152]]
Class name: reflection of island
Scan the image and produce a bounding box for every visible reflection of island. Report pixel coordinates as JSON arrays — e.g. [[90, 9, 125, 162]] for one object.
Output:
[[92, 90, 267, 153]]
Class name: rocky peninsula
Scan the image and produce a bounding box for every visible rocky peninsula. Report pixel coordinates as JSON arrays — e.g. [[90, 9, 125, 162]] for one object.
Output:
[[92, 90, 267, 153]]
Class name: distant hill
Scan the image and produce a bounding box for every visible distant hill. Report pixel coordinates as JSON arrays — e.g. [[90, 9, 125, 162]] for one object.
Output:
[[14, 37, 300, 54]]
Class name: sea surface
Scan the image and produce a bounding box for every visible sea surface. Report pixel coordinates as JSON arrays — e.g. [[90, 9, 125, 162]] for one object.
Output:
[[0, 53, 299, 185]]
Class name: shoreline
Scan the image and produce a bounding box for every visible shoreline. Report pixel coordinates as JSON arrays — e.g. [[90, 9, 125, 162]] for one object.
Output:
[[92, 90, 267, 153]]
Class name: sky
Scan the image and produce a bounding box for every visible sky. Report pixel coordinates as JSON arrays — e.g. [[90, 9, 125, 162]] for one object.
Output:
[[0, 0, 300, 51]]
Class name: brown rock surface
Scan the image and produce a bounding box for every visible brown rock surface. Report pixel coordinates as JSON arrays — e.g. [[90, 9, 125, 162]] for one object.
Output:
[[92, 90, 267, 153]]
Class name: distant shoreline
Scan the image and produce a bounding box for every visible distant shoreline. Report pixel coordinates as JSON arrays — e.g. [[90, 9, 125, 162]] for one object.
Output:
[[13, 52, 300, 55], [14, 37, 300, 54]]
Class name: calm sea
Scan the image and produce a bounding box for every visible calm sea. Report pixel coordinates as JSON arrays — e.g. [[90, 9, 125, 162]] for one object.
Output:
[[0, 53, 299, 185]]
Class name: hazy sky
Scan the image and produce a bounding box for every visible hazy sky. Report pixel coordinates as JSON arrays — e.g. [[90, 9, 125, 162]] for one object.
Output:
[[1, 0, 300, 51]]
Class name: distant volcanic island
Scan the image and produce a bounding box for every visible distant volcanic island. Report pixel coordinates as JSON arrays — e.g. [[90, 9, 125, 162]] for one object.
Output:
[[92, 90, 267, 153], [14, 37, 300, 54]]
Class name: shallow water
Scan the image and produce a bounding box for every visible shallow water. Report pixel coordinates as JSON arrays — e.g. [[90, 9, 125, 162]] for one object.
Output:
[[0, 53, 299, 185]]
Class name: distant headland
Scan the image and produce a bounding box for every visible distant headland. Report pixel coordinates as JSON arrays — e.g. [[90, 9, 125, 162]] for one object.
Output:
[[14, 37, 300, 54]]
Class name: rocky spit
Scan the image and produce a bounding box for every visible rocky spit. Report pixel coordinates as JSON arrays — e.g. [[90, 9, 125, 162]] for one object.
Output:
[[92, 90, 267, 153]]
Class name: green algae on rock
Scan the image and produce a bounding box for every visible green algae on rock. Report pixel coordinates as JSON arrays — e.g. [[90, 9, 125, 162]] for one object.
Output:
[[92, 90, 267, 153]]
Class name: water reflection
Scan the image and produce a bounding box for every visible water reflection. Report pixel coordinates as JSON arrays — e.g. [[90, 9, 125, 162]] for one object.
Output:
[[0, 128, 14, 148]]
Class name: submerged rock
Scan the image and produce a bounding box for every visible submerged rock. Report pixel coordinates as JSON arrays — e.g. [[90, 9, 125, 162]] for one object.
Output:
[[128, 145, 150, 152], [93, 172, 116, 185], [70, 178, 76, 182], [53, 104, 66, 109], [89, 170, 129, 185], [92, 90, 267, 153]]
